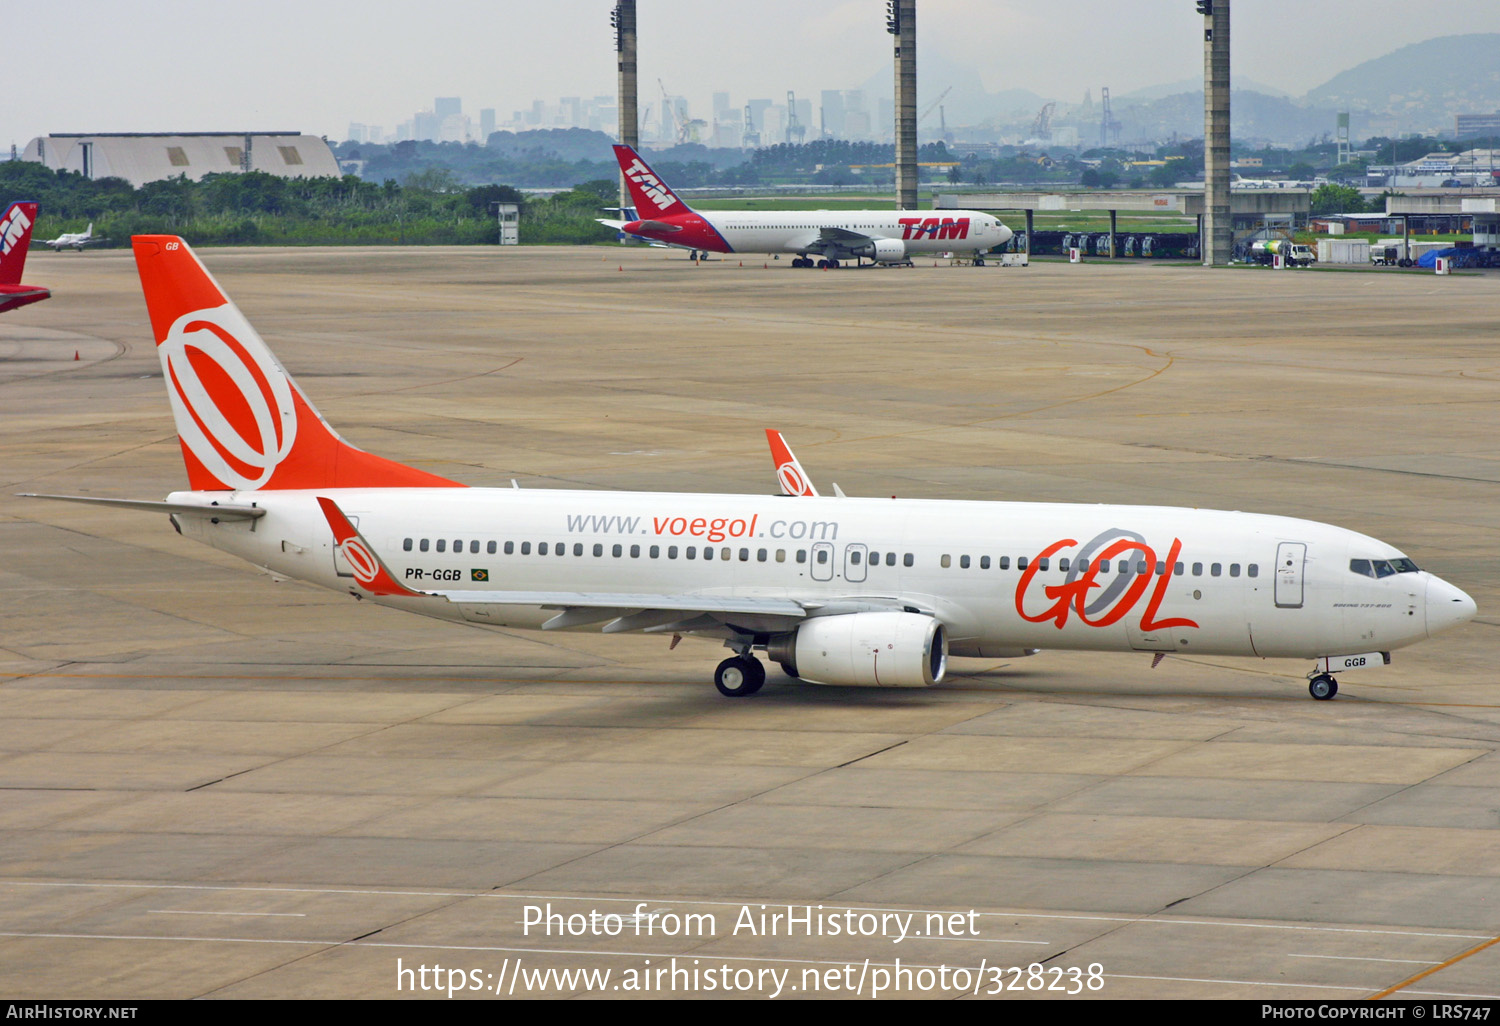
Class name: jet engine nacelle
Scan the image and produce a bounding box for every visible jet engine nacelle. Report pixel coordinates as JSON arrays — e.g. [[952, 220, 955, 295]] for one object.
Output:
[[768, 611, 947, 687], [859, 238, 908, 264]]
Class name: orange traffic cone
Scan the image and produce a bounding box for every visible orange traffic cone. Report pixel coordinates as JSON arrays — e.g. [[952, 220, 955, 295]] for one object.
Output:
[[74, 350, 80, 361], [618, 265, 623, 271]]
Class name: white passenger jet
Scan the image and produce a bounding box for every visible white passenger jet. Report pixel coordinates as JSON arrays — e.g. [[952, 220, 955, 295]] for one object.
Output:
[[41, 223, 104, 251], [598, 145, 1012, 267], [24, 236, 1476, 700]]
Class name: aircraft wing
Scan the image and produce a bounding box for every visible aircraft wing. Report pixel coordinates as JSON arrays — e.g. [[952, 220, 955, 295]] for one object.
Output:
[[315, 495, 808, 636], [434, 590, 808, 635], [817, 226, 875, 244], [793, 226, 877, 257]]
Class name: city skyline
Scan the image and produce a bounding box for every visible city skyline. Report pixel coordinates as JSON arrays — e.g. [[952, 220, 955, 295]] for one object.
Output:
[[8, 2, 1500, 149]]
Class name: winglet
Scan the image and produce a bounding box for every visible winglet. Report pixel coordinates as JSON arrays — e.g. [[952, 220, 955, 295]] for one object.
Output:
[[766, 429, 819, 497], [316, 496, 425, 597]]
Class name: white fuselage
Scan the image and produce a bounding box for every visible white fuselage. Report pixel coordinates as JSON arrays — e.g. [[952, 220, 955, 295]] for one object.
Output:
[[168, 487, 1469, 662], [704, 209, 1010, 258]]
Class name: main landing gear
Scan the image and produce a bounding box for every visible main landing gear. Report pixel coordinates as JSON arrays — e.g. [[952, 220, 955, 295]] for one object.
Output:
[[791, 256, 841, 269], [1307, 673, 1339, 700], [714, 654, 765, 697]]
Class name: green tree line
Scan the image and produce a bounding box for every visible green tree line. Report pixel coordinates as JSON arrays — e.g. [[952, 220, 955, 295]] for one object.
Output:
[[0, 160, 617, 246]]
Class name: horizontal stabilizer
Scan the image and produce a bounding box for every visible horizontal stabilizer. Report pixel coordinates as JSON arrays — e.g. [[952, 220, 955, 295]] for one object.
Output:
[[20, 493, 266, 520]]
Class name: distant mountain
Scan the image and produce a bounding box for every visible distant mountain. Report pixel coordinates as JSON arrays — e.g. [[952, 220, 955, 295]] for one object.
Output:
[[1087, 90, 1341, 147], [1304, 34, 1500, 134], [1121, 76, 1289, 101], [858, 49, 1047, 128]]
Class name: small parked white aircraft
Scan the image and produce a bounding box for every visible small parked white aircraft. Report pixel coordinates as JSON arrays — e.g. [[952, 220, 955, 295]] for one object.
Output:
[[42, 223, 104, 251]]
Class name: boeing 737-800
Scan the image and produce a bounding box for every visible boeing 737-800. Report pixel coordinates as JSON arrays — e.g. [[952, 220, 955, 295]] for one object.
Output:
[[0, 201, 51, 314], [24, 237, 1476, 700], [599, 145, 1012, 267]]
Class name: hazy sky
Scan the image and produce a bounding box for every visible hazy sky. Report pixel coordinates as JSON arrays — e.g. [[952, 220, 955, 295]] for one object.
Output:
[[10, 1, 1500, 145]]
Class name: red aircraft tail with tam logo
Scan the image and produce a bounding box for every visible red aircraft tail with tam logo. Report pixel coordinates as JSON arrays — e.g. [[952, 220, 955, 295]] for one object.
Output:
[[132, 236, 465, 492]]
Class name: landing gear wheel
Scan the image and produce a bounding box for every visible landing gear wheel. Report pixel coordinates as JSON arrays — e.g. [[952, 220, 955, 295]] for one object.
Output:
[[715, 656, 765, 697], [828, 259, 840, 269], [1308, 674, 1338, 700], [974, 256, 986, 266]]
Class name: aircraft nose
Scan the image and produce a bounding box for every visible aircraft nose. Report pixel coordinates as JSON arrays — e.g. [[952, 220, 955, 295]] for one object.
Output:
[[998, 224, 1014, 245], [1426, 576, 1477, 638]]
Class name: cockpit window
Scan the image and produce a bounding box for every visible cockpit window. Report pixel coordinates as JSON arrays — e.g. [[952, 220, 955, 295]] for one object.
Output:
[[1353, 557, 1421, 578]]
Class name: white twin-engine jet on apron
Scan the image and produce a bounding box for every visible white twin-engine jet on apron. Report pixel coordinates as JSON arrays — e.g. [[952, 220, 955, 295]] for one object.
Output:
[[25, 237, 1475, 699]]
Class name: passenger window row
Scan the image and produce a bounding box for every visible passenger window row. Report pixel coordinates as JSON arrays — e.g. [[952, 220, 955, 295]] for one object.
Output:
[[940, 554, 1258, 578], [400, 538, 923, 570]]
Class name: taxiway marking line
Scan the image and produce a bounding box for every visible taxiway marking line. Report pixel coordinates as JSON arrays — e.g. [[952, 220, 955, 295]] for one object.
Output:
[[151, 910, 307, 918], [1368, 932, 1500, 1000]]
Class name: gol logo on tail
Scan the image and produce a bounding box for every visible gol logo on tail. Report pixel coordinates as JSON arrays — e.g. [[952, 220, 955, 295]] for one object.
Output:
[[159, 305, 299, 490], [776, 461, 813, 497]]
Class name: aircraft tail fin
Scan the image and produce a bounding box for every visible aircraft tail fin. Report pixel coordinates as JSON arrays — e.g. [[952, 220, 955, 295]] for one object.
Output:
[[0, 202, 38, 286], [612, 145, 692, 221], [766, 429, 819, 497], [131, 235, 465, 492]]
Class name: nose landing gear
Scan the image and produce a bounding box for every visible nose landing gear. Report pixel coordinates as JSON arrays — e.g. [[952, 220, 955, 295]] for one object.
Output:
[[1307, 673, 1338, 700]]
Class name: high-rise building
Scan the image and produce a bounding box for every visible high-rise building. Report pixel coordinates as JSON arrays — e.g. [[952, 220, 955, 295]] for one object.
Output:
[[820, 90, 845, 138], [435, 97, 461, 118], [479, 109, 496, 140], [413, 110, 440, 142], [1457, 112, 1500, 139]]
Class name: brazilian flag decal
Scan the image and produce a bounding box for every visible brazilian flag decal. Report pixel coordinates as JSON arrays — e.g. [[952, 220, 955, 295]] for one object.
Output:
[[471, 568, 489, 582]]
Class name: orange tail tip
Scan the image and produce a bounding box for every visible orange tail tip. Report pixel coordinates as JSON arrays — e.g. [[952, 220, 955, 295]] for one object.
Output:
[[316, 496, 423, 597], [131, 236, 464, 492]]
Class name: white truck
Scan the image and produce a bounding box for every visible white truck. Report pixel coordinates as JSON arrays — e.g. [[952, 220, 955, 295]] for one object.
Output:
[[1249, 240, 1316, 267]]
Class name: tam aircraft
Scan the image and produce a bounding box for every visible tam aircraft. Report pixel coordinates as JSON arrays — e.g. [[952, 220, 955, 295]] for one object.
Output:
[[598, 145, 1012, 268], [25, 236, 1476, 700], [0, 201, 51, 314]]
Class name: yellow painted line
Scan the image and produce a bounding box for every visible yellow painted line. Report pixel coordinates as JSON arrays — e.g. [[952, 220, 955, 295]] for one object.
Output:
[[1369, 932, 1500, 1000]]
